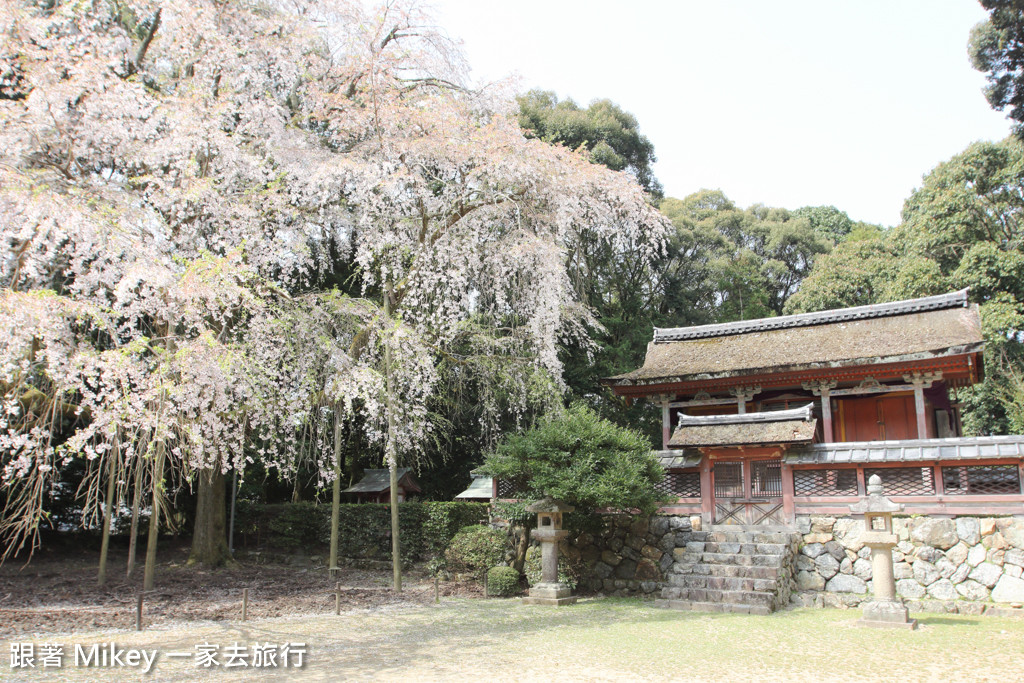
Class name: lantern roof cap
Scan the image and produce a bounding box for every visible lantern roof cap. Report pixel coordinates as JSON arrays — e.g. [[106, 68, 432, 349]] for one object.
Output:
[[850, 474, 903, 514]]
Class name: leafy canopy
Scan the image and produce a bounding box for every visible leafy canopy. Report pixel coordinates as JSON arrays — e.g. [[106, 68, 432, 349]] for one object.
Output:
[[970, 1, 1024, 138], [480, 403, 667, 515], [517, 89, 662, 198]]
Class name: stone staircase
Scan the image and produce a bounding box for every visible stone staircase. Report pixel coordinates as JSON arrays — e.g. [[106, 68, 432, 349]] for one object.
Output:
[[655, 525, 801, 615]]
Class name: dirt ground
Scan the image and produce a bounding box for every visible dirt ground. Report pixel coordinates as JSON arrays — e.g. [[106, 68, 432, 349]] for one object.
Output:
[[4, 597, 1023, 681], [0, 538, 481, 638]]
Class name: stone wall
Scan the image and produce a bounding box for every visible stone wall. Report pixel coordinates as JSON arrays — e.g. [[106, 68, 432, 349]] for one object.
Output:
[[792, 515, 1024, 613], [563, 514, 690, 596]]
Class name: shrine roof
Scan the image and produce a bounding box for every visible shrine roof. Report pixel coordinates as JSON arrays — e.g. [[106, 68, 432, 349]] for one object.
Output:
[[667, 405, 817, 448], [606, 290, 983, 388], [455, 475, 493, 500]]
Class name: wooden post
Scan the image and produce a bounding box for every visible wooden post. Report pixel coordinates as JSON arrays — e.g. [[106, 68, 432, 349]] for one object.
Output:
[[434, 576, 439, 604], [820, 391, 834, 443], [780, 462, 796, 523], [913, 384, 927, 439], [700, 456, 714, 526], [729, 386, 760, 415], [661, 398, 672, 450], [242, 588, 248, 622], [335, 582, 341, 615], [904, 372, 941, 440], [136, 593, 143, 631], [803, 381, 837, 443]]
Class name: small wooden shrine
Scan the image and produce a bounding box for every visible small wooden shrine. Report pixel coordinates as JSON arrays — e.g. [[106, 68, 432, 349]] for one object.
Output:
[[341, 468, 422, 504]]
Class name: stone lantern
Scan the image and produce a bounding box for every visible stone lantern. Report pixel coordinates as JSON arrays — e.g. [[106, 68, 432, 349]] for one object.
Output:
[[850, 474, 917, 629], [522, 497, 577, 606]]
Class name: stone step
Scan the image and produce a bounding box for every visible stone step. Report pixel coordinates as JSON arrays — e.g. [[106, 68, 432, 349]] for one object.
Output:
[[701, 552, 786, 568], [699, 541, 789, 556], [704, 530, 799, 545], [685, 587, 776, 607], [667, 574, 777, 592], [688, 563, 783, 580], [655, 598, 772, 616]]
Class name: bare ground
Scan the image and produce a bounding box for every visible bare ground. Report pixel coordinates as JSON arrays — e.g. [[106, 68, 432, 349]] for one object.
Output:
[[0, 539, 481, 638]]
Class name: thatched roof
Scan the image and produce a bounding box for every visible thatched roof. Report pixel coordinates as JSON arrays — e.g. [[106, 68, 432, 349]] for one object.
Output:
[[342, 468, 421, 494], [607, 290, 983, 387]]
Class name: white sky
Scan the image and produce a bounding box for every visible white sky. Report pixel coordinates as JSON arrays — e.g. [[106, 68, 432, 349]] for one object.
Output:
[[430, 0, 1012, 227]]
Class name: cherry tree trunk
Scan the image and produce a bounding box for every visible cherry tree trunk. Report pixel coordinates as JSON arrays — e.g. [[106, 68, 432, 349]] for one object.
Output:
[[329, 412, 342, 577], [97, 447, 118, 587], [143, 441, 166, 591], [188, 467, 231, 568], [125, 462, 143, 579], [384, 283, 402, 592]]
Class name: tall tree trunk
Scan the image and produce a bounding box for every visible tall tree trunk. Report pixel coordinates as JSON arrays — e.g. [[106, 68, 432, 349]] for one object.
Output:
[[384, 282, 402, 592], [126, 460, 143, 579], [143, 440, 166, 591], [329, 410, 342, 577], [188, 465, 231, 567], [97, 439, 119, 587]]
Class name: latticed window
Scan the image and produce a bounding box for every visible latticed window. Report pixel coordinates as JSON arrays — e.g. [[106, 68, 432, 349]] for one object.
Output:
[[942, 465, 1021, 495], [864, 467, 935, 496], [750, 460, 782, 498], [714, 461, 744, 498], [654, 471, 701, 498], [793, 468, 859, 496], [495, 479, 526, 499]]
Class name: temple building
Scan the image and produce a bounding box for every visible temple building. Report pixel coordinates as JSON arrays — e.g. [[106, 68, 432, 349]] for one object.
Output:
[[603, 289, 1024, 527]]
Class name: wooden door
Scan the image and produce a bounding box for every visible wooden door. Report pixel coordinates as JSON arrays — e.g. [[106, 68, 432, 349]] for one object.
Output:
[[877, 395, 915, 440], [841, 395, 916, 442], [842, 397, 882, 441]]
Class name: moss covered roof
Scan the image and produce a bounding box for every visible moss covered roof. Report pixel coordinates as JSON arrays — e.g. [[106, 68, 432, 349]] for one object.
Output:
[[609, 302, 982, 387]]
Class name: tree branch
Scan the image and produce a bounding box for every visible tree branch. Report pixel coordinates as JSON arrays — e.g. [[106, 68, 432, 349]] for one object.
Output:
[[134, 9, 162, 72]]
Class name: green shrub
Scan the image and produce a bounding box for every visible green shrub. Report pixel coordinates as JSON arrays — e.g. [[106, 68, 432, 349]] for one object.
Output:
[[524, 544, 578, 590], [487, 566, 521, 596], [421, 502, 489, 557], [444, 524, 508, 578]]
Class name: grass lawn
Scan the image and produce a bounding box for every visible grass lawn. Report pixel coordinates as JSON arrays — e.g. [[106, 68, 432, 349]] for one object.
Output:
[[5, 597, 1022, 681]]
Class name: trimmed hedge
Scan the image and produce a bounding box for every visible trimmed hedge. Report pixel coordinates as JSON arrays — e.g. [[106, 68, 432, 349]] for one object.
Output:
[[239, 501, 488, 564], [444, 524, 508, 578], [487, 566, 521, 596]]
